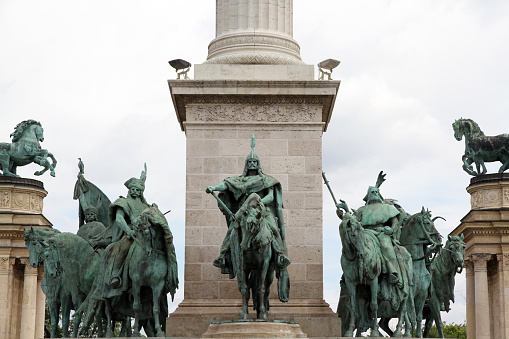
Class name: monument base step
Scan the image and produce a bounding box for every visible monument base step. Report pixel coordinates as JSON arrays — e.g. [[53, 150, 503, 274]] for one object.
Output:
[[167, 298, 341, 337], [202, 320, 307, 338]]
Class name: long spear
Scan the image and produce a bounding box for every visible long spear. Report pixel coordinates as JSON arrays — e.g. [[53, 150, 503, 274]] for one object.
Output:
[[208, 190, 235, 223], [322, 171, 338, 205]]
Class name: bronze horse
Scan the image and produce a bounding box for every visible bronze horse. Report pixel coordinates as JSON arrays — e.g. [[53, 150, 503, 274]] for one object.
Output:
[[0, 120, 57, 177], [453, 118, 509, 175]]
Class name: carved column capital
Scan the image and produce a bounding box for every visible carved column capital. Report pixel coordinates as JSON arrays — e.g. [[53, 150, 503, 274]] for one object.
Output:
[[471, 253, 491, 272], [464, 258, 474, 276], [20, 259, 38, 276]]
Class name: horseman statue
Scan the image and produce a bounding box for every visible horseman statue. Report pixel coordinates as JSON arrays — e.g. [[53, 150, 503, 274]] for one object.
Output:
[[206, 134, 290, 319], [325, 171, 414, 337], [0, 119, 57, 177]]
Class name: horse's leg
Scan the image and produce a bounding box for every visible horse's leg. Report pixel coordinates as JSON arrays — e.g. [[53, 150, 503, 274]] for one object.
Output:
[[72, 296, 86, 338], [132, 276, 143, 336], [368, 278, 381, 337], [414, 289, 427, 338], [257, 250, 271, 320], [33, 155, 50, 176], [49, 300, 59, 338], [104, 299, 114, 338], [61, 292, 72, 338], [151, 281, 166, 337], [238, 267, 250, 319], [392, 296, 406, 338], [343, 278, 357, 337]]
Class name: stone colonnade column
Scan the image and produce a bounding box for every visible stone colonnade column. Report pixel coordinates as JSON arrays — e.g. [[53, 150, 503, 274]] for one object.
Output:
[[472, 253, 491, 339], [35, 267, 45, 339], [0, 258, 14, 338], [499, 254, 509, 339], [19, 260, 38, 339], [464, 259, 476, 338]]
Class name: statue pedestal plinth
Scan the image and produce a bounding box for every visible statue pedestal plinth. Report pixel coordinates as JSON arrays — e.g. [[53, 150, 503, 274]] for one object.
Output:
[[0, 176, 51, 339], [202, 320, 307, 338], [450, 173, 509, 339]]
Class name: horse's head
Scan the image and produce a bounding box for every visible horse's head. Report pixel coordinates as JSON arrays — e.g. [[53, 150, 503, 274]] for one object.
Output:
[[453, 118, 484, 141], [42, 238, 62, 278], [445, 234, 466, 273], [25, 227, 44, 267], [401, 207, 443, 249], [33, 124, 44, 142], [10, 119, 43, 142], [239, 193, 265, 234], [339, 212, 363, 252]]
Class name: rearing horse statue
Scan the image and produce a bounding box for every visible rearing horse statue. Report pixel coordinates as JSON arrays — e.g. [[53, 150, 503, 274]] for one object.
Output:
[[452, 118, 509, 176], [0, 119, 57, 177]]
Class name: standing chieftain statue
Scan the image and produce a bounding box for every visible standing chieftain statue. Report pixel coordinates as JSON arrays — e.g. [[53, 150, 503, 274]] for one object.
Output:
[[0, 119, 57, 177], [452, 118, 509, 176], [206, 134, 290, 320], [324, 171, 465, 338]]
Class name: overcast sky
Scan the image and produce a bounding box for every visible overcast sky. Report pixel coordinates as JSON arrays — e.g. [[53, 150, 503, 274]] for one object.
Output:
[[2, 0, 509, 329]]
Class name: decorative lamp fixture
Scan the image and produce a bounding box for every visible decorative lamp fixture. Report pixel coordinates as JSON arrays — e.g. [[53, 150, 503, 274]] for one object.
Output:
[[168, 59, 192, 80], [318, 59, 340, 80]]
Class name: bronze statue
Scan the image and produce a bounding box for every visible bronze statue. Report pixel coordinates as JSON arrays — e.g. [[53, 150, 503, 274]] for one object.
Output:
[[0, 119, 57, 177], [206, 134, 290, 319], [453, 118, 509, 176]]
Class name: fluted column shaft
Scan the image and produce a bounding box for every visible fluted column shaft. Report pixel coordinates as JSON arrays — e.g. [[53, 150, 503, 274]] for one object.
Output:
[[465, 259, 476, 338], [35, 267, 45, 339], [216, 0, 293, 37], [472, 254, 491, 339], [19, 261, 38, 339]]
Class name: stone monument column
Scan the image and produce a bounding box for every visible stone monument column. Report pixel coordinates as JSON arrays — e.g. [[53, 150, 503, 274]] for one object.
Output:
[[0, 177, 51, 339], [451, 173, 509, 339], [168, 1, 341, 337], [464, 259, 476, 337], [19, 260, 38, 339], [471, 253, 491, 339]]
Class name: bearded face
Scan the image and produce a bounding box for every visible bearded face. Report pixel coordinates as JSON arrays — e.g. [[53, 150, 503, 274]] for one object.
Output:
[[364, 186, 383, 205]]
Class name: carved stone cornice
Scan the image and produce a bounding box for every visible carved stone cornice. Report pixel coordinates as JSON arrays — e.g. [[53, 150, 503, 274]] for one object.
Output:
[[182, 95, 324, 105], [471, 253, 492, 271], [187, 103, 321, 124]]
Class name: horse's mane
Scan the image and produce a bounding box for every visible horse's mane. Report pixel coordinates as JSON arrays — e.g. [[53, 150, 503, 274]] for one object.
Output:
[[458, 118, 485, 137], [10, 119, 42, 142]]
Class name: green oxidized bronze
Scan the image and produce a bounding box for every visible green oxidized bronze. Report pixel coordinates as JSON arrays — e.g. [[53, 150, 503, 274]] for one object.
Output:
[[25, 163, 178, 337], [0, 119, 57, 177], [326, 171, 465, 338], [206, 134, 290, 320], [453, 118, 509, 176]]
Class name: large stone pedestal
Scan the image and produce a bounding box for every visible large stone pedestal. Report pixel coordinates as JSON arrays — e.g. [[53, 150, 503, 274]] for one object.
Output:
[[0, 177, 51, 339], [167, 74, 341, 337], [451, 173, 509, 339]]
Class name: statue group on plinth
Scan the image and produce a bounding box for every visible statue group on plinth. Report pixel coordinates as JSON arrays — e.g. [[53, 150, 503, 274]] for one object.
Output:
[[325, 171, 465, 337], [25, 161, 178, 337]]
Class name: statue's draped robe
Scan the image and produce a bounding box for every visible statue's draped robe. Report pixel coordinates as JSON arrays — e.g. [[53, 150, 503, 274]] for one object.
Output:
[[355, 203, 413, 310], [217, 173, 290, 301]]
